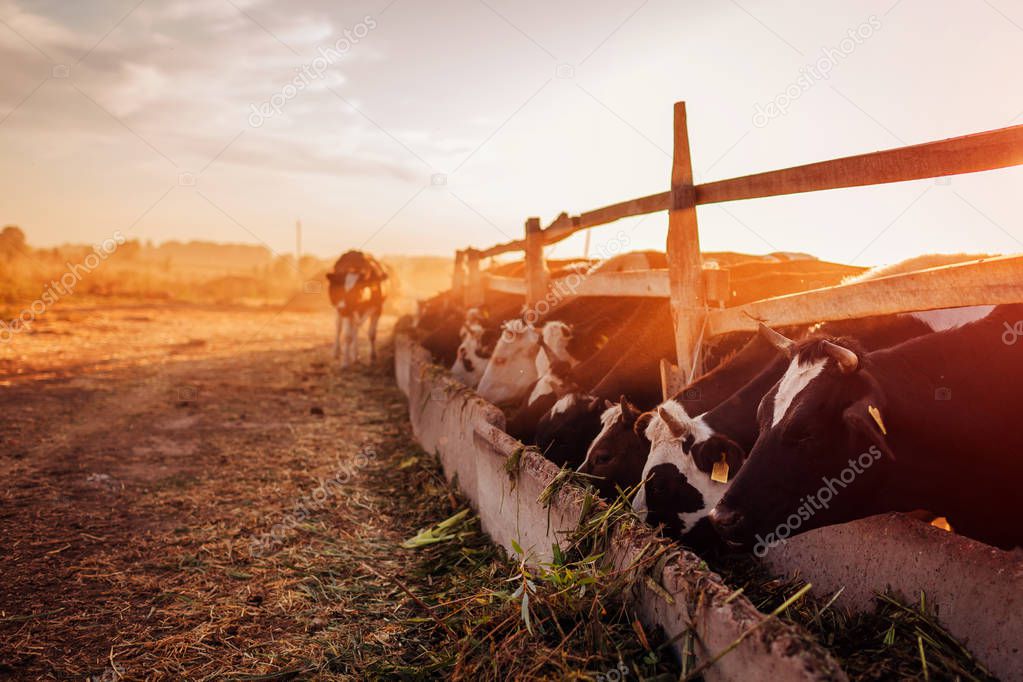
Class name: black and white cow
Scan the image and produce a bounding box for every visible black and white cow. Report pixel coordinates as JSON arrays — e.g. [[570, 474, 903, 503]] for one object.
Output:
[[475, 320, 540, 407], [476, 319, 580, 410], [577, 397, 649, 500], [451, 308, 500, 388], [525, 321, 578, 404], [633, 305, 998, 542], [327, 250, 389, 367], [711, 303, 1023, 552], [533, 392, 608, 468]]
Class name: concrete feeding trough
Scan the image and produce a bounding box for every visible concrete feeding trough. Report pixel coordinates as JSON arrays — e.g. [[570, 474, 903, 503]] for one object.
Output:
[[396, 334, 846, 681], [765, 513, 1023, 680]]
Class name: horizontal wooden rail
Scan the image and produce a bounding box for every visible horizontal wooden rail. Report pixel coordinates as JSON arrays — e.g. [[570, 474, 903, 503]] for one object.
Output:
[[542, 192, 672, 246], [708, 254, 1023, 336], [696, 125, 1023, 205], [477, 240, 525, 259], [484, 270, 673, 298], [471, 124, 1023, 260], [571, 269, 670, 297]]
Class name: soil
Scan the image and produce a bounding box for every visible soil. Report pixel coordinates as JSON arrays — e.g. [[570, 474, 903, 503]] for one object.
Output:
[[0, 302, 452, 679]]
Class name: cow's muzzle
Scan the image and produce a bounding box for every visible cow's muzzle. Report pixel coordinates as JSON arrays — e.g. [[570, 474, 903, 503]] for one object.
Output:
[[708, 505, 746, 545]]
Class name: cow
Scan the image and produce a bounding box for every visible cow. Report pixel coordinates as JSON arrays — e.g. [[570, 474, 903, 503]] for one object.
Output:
[[414, 291, 464, 367], [534, 393, 608, 468], [535, 321, 576, 373], [450, 309, 500, 388], [710, 303, 1023, 552], [327, 251, 389, 367], [631, 304, 999, 543], [418, 290, 522, 368], [527, 321, 578, 404], [504, 325, 580, 441], [624, 254, 994, 531], [504, 301, 671, 451], [478, 318, 585, 412], [475, 320, 541, 408], [577, 397, 648, 500]]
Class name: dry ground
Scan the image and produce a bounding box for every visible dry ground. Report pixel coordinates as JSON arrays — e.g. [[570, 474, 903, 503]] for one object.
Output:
[[0, 303, 468, 679], [0, 303, 677, 682]]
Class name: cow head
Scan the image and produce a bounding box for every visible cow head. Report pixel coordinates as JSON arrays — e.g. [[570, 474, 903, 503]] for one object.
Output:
[[536, 321, 575, 375], [452, 324, 485, 387], [476, 320, 541, 407], [578, 397, 649, 500], [528, 322, 578, 407], [450, 308, 500, 388], [414, 291, 459, 332], [527, 356, 575, 407], [534, 393, 605, 468], [464, 306, 488, 328], [710, 332, 895, 552], [632, 399, 745, 540]]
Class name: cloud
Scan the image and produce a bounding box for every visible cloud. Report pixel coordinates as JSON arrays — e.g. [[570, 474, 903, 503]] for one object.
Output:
[[0, 0, 437, 181]]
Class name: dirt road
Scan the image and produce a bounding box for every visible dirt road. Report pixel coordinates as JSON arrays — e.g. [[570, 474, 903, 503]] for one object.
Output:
[[0, 303, 466, 679]]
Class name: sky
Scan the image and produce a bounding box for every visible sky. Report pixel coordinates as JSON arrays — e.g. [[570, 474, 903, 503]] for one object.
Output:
[[0, 0, 1021, 266]]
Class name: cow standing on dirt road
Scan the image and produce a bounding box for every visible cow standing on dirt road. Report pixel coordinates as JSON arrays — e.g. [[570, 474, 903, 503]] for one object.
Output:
[[327, 250, 390, 367]]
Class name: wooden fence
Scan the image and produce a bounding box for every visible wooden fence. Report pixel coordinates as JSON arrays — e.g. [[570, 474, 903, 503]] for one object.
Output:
[[450, 101, 1023, 394]]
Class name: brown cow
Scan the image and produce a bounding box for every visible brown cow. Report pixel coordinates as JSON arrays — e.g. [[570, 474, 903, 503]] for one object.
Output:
[[327, 250, 390, 367]]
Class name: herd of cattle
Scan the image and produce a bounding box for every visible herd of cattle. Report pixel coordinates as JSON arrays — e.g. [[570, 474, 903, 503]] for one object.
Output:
[[408, 250, 1023, 554]]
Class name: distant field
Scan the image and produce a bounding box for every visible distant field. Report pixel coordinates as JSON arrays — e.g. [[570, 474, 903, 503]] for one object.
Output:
[[0, 229, 453, 321]]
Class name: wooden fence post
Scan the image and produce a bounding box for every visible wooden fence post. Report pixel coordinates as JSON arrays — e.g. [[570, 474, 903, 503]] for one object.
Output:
[[666, 101, 706, 390], [524, 217, 547, 307], [465, 249, 484, 308], [452, 250, 466, 302]]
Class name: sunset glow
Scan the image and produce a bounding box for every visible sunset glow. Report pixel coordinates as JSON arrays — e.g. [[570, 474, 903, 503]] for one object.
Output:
[[2, 0, 1021, 262]]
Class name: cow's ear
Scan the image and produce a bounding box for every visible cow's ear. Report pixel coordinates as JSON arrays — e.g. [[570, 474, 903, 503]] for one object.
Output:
[[634, 411, 655, 440], [621, 398, 641, 422], [843, 399, 895, 462], [690, 435, 747, 477]]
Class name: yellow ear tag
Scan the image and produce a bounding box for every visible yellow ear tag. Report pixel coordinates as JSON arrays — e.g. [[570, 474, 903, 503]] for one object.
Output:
[[711, 453, 730, 483], [868, 405, 887, 435], [596, 334, 609, 349]]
